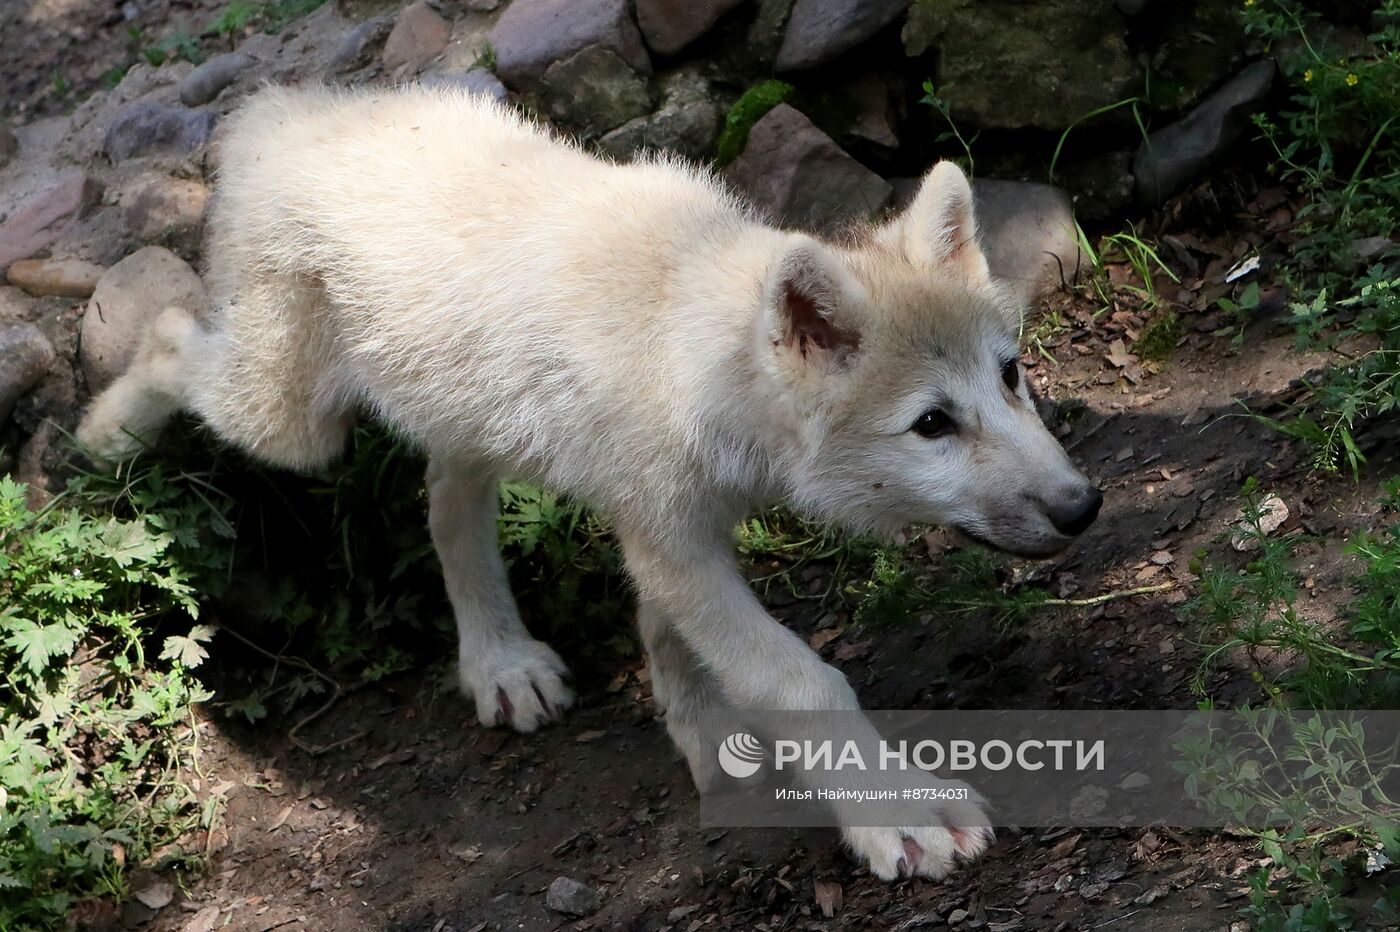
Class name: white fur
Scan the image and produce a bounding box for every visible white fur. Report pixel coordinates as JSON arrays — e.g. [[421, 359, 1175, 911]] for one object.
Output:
[[78, 84, 1099, 881]]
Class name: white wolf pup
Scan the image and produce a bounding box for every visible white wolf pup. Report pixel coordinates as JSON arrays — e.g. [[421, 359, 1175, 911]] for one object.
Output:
[[79, 85, 1102, 881]]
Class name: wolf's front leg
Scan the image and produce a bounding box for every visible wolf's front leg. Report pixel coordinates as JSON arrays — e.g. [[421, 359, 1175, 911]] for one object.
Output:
[[637, 600, 737, 792], [426, 458, 573, 732], [620, 523, 990, 881]]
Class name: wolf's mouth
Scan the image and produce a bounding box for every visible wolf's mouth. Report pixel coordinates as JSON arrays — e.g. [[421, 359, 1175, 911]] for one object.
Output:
[[953, 525, 1066, 560]]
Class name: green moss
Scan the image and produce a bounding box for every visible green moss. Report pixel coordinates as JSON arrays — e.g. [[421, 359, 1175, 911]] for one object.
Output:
[[714, 79, 795, 167], [1134, 310, 1182, 361]]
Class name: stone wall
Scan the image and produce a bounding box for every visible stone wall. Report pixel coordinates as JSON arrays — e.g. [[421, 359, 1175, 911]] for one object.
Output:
[[0, 0, 1283, 497]]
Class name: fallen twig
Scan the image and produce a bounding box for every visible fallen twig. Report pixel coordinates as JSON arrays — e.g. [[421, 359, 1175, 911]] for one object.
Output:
[[1041, 581, 1176, 608]]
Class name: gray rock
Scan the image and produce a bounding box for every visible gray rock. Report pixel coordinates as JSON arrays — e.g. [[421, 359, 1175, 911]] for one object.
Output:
[[538, 46, 654, 136], [382, 1, 451, 75], [0, 323, 54, 426], [1134, 60, 1276, 205], [1056, 149, 1135, 222], [598, 66, 719, 160], [846, 72, 897, 148], [903, 0, 1139, 130], [331, 15, 394, 72], [0, 172, 104, 268], [545, 876, 599, 917], [490, 0, 651, 88], [776, 0, 910, 70], [81, 246, 209, 391], [124, 174, 210, 241], [467, 0, 501, 9], [421, 68, 509, 102], [103, 103, 218, 161], [726, 104, 892, 232], [178, 52, 253, 106], [746, 0, 797, 64], [972, 179, 1084, 300], [636, 0, 747, 55], [6, 257, 105, 298], [0, 127, 16, 170]]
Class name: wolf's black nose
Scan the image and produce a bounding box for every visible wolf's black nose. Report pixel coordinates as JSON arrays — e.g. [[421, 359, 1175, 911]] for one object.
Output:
[[1049, 487, 1103, 536]]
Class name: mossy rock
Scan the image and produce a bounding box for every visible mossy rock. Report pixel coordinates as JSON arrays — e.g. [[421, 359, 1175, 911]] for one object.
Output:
[[903, 0, 1141, 130]]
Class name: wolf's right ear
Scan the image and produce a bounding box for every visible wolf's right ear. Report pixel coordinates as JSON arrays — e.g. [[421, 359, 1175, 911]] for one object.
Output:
[[881, 161, 989, 280], [763, 240, 865, 371]]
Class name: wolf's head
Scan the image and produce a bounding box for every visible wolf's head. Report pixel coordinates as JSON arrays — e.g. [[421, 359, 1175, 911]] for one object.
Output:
[[755, 162, 1100, 557]]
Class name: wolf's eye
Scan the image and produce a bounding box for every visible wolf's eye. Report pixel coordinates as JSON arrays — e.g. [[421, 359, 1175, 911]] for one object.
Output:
[[1001, 358, 1020, 391], [912, 408, 956, 439]]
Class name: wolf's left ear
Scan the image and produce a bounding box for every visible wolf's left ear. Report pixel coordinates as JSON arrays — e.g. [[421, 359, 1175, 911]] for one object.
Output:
[[764, 239, 865, 370], [882, 161, 989, 279]]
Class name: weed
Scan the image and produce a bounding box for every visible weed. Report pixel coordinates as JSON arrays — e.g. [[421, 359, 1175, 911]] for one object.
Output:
[[1216, 280, 1263, 346], [1186, 477, 1400, 926], [475, 39, 497, 73], [0, 474, 218, 929], [1243, 0, 1400, 472], [919, 81, 979, 176], [1135, 309, 1183, 361]]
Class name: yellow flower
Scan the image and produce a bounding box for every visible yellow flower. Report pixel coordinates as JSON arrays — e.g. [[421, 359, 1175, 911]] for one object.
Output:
[[1347, 72, 1360, 86], [1244, 0, 1255, 6], [1303, 69, 1314, 82]]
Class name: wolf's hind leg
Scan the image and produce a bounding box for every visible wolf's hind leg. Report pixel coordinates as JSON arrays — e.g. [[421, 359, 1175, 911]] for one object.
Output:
[[426, 457, 574, 732], [77, 306, 202, 461], [637, 601, 734, 792]]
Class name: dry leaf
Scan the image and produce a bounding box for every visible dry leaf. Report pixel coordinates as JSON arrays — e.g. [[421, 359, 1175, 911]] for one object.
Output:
[[832, 640, 871, 661], [575, 729, 606, 743], [808, 628, 842, 650], [813, 879, 843, 918]]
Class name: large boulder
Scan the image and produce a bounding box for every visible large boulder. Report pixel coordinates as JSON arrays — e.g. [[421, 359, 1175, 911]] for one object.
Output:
[[490, 0, 651, 87], [904, 0, 1139, 130], [727, 104, 892, 232], [599, 67, 720, 161], [103, 103, 218, 161], [0, 172, 104, 268], [80, 247, 210, 391], [537, 47, 654, 136], [776, 0, 912, 71], [971, 180, 1084, 300], [635, 0, 747, 55], [1134, 60, 1276, 205]]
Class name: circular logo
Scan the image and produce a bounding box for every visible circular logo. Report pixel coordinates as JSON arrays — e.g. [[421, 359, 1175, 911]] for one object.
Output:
[[718, 732, 764, 779]]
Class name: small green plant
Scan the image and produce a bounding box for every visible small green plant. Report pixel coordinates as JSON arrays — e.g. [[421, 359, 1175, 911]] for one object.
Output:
[[1101, 226, 1179, 309], [1134, 309, 1183, 361], [715, 80, 795, 167], [919, 80, 980, 176], [1186, 477, 1400, 927], [1216, 280, 1263, 346], [141, 32, 203, 67], [0, 474, 219, 929], [209, 0, 258, 38], [475, 39, 497, 73]]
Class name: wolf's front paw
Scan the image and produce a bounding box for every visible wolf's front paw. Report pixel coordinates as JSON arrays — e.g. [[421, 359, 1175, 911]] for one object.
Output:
[[844, 807, 992, 881], [461, 638, 574, 733]]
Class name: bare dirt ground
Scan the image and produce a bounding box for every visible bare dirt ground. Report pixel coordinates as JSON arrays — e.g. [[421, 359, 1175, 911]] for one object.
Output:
[[5, 4, 1397, 930]]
